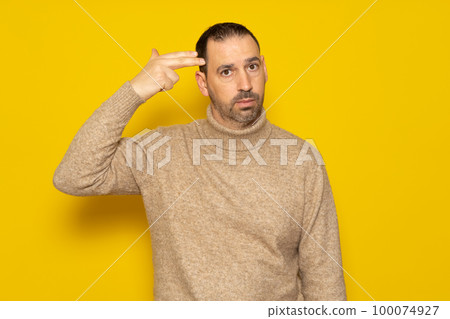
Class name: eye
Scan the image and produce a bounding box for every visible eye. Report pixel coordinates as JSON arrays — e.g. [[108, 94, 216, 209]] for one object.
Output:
[[221, 69, 232, 77], [249, 63, 259, 71]]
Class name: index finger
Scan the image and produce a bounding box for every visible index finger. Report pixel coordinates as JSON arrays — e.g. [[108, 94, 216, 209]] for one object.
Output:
[[159, 51, 199, 59], [161, 57, 206, 70]]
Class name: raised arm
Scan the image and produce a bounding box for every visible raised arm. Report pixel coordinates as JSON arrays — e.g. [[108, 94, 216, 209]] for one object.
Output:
[[298, 161, 347, 300], [52, 49, 205, 196]]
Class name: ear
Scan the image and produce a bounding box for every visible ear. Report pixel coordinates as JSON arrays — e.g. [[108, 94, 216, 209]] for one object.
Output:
[[261, 55, 268, 83], [195, 71, 209, 97]]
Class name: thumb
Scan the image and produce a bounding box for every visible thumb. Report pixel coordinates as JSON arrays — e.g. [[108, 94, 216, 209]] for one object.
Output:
[[151, 48, 159, 58]]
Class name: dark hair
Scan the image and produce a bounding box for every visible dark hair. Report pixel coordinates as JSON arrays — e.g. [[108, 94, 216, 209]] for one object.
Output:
[[195, 22, 260, 77]]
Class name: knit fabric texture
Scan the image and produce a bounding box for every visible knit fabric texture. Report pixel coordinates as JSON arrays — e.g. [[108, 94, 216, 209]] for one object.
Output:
[[53, 81, 347, 301]]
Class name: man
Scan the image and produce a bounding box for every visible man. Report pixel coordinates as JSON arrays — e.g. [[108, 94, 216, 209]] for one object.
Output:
[[53, 22, 347, 301]]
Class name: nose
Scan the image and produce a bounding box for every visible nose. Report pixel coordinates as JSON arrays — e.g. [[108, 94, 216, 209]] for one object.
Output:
[[237, 70, 253, 92]]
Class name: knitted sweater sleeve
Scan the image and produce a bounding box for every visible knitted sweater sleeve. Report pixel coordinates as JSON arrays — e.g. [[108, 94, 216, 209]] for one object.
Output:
[[53, 81, 146, 196], [298, 160, 347, 300]]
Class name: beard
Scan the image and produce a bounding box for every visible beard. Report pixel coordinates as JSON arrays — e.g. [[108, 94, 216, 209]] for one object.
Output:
[[207, 86, 265, 126]]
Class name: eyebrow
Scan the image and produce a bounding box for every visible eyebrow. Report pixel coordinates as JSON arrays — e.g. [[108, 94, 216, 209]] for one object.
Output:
[[216, 56, 260, 73]]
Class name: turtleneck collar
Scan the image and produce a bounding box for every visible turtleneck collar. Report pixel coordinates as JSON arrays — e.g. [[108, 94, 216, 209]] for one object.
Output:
[[197, 103, 273, 152]]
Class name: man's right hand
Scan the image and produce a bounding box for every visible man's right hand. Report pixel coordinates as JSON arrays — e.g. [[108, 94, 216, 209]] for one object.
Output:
[[130, 48, 206, 101]]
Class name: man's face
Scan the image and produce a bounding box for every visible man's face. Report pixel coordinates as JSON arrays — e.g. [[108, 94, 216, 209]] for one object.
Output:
[[195, 34, 268, 129]]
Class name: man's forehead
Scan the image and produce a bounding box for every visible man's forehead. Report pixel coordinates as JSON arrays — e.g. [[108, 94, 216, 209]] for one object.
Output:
[[206, 35, 259, 63]]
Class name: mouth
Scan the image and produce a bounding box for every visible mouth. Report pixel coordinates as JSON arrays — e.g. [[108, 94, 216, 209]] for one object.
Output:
[[236, 99, 255, 107]]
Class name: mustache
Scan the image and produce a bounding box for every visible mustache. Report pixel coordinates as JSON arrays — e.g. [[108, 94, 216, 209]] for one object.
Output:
[[233, 92, 259, 103]]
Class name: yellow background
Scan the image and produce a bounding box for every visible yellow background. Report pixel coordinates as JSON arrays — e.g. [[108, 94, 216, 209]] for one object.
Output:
[[1, 0, 449, 301]]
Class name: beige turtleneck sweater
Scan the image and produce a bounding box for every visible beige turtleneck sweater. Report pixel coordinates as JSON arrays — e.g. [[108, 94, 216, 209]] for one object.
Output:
[[53, 81, 347, 301]]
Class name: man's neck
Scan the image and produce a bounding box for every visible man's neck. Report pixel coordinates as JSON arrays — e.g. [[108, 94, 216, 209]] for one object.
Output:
[[200, 104, 273, 152]]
